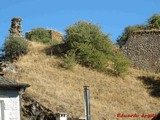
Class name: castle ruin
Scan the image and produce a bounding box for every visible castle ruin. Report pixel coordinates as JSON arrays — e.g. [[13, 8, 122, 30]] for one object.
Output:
[[48, 29, 63, 42], [9, 17, 23, 37], [121, 30, 160, 72]]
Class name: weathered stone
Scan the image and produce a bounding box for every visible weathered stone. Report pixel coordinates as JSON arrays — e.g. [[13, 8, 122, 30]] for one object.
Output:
[[21, 94, 56, 120], [121, 30, 160, 72], [9, 17, 23, 37], [48, 29, 63, 42]]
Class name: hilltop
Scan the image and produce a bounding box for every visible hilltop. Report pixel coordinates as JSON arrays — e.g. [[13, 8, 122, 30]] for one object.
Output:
[[4, 41, 160, 120]]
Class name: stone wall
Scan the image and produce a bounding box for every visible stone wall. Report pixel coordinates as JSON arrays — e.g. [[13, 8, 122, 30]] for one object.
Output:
[[121, 30, 160, 72], [48, 30, 63, 42]]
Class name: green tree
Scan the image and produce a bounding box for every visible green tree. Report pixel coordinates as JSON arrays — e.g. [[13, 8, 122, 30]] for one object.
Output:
[[4, 36, 28, 60], [147, 14, 160, 29], [64, 21, 130, 75], [65, 21, 113, 54]]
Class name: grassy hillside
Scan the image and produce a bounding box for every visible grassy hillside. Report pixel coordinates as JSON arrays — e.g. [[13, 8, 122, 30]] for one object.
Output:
[[5, 41, 160, 120]]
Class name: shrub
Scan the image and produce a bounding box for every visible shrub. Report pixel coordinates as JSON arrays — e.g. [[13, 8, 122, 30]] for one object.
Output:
[[64, 21, 112, 70], [63, 21, 130, 75], [62, 51, 76, 70], [4, 36, 28, 60], [147, 14, 160, 29], [74, 43, 108, 72], [112, 52, 131, 76], [26, 28, 53, 45]]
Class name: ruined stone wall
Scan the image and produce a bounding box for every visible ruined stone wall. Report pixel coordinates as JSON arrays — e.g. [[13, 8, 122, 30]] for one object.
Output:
[[48, 30, 63, 42], [121, 30, 160, 72], [9, 18, 23, 37]]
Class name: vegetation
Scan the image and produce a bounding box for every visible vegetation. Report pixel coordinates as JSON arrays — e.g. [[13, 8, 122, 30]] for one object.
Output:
[[2, 13, 160, 120], [63, 21, 130, 76], [117, 14, 160, 45], [26, 28, 58, 45], [113, 52, 130, 76], [147, 14, 160, 29], [7, 41, 160, 120], [62, 51, 76, 70], [117, 25, 145, 45], [4, 36, 28, 60]]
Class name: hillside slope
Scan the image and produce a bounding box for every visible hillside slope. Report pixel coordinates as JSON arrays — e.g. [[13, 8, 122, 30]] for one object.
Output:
[[5, 41, 160, 120]]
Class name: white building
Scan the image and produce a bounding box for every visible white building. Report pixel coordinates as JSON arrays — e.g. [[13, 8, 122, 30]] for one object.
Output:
[[0, 76, 29, 120]]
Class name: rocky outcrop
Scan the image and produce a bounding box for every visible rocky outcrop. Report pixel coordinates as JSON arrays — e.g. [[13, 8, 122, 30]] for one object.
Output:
[[0, 61, 16, 73], [121, 30, 160, 72], [21, 94, 83, 120], [9, 17, 23, 37], [21, 94, 56, 120]]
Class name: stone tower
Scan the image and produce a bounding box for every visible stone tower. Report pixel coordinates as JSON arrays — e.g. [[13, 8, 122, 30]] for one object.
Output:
[[9, 17, 22, 37]]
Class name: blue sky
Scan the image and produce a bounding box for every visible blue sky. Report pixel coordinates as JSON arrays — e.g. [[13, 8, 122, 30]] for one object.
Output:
[[0, 0, 159, 46]]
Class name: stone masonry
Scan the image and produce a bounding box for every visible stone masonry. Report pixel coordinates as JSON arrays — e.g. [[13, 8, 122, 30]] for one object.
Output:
[[9, 17, 23, 37], [121, 30, 160, 72], [48, 29, 63, 42]]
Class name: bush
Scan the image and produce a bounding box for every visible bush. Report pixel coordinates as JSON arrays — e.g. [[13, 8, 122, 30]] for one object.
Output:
[[112, 52, 131, 76], [74, 43, 108, 72], [4, 36, 28, 60], [26, 28, 53, 45], [63, 21, 130, 75], [62, 51, 76, 70], [147, 14, 160, 29]]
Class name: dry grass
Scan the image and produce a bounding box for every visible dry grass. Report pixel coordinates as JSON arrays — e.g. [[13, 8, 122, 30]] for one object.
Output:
[[5, 41, 160, 120]]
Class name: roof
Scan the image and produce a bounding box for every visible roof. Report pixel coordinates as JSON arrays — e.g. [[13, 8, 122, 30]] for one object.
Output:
[[0, 76, 30, 90]]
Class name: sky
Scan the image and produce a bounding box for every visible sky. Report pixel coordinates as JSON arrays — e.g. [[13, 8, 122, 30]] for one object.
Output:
[[0, 0, 160, 46]]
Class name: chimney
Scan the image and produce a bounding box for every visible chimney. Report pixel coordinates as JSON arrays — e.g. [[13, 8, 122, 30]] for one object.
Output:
[[55, 112, 67, 120]]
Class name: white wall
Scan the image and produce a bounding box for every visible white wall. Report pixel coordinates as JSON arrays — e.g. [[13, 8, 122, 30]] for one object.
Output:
[[56, 114, 67, 120], [0, 90, 20, 120]]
